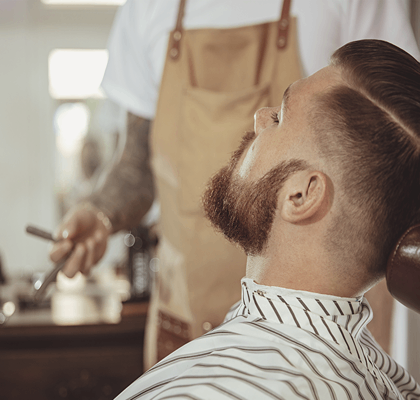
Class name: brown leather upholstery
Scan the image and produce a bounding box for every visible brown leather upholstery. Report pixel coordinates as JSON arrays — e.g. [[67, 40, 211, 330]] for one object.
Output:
[[386, 224, 420, 314]]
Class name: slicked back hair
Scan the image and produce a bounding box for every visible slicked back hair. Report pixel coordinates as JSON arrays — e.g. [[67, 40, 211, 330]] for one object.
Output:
[[314, 39, 420, 276]]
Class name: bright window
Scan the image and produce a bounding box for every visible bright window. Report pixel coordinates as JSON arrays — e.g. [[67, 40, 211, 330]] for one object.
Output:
[[54, 102, 91, 156], [48, 49, 108, 99], [42, 0, 126, 5]]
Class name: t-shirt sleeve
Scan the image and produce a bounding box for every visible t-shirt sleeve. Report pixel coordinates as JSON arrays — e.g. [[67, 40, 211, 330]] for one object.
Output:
[[101, 0, 158, 119], [340, 0, 420, 60], [297, 0, 419, 78]]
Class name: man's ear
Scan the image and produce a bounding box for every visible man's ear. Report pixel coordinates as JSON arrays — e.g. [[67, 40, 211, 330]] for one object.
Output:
[[280, 171, 329, 224]]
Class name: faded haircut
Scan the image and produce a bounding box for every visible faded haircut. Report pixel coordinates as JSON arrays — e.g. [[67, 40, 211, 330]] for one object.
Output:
[[313, 39, 420, 276]]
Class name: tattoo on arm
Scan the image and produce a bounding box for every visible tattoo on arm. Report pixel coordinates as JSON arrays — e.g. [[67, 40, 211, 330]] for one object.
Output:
[[89, 112, 155, 232]]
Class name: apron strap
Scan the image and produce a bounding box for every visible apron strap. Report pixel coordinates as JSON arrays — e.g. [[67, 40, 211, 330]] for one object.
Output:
[[169, 0, 187, 60], [169, 0, 293, 60], [277, 0, 292, 49]]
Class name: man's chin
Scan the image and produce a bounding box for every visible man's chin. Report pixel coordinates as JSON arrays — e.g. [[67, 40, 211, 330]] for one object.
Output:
[[203, 156, 310, 258]]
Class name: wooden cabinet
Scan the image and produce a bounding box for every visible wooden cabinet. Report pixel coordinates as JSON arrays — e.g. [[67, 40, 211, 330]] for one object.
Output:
[[0, 301, 148, 400]]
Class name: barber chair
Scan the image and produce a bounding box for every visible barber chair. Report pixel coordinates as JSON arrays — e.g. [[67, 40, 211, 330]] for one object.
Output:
[[386, 224, 420, 314]]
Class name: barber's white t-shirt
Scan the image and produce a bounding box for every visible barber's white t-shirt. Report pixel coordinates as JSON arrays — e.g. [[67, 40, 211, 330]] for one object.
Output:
[[102, 0, 419, 120]]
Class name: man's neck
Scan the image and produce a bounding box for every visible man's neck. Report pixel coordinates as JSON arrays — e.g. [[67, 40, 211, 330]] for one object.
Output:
[[245, 252, 367, 298]]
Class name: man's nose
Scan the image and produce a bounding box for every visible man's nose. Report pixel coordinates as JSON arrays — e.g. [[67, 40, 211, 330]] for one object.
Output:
[[254, 106, 281, 136]]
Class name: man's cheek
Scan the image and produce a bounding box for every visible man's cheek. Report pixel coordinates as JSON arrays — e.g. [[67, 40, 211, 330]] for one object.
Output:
[[237, 142, 257, 178]]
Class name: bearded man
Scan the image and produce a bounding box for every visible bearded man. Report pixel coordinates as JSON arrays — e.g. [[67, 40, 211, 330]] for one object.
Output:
[[115, 39, 420, 400]]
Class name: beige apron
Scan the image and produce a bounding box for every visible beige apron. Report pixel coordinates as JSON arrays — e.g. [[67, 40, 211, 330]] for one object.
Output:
[[145, 0, 302, 369]]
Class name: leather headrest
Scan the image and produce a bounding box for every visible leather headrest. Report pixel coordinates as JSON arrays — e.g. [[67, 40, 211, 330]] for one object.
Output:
[[386, 224, 420, 314]]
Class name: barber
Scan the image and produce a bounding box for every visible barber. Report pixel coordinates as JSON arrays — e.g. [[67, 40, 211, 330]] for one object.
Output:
[[50, 0, 419, 368]]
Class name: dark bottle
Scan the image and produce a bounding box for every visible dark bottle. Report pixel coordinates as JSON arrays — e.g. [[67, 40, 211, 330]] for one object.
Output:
[[125, 225, 157, 301], [0, 252, 6, 285]]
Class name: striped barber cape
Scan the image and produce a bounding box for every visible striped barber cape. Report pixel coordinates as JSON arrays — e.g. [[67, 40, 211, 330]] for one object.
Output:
[[115, 278, 420, 400]]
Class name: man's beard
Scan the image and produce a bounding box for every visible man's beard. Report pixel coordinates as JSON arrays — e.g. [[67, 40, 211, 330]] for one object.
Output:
[[202, 131, 308, 256]]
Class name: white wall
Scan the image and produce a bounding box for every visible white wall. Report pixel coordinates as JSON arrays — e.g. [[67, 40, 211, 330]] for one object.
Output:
[[0, 0, 117, 279]]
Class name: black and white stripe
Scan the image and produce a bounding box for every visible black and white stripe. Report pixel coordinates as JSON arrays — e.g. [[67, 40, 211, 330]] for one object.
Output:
[[115, 278, 420, 400]]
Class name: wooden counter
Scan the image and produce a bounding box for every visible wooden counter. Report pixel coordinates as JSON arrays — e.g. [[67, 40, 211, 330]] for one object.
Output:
[[0, 280, 148, 400]]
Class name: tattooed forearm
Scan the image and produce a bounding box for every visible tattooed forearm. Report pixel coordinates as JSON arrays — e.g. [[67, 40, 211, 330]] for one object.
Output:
[[89, 112, 155, 232]]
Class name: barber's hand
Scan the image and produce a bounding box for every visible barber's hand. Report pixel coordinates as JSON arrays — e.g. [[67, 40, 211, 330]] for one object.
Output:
[[49, 203, 112, 278]]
